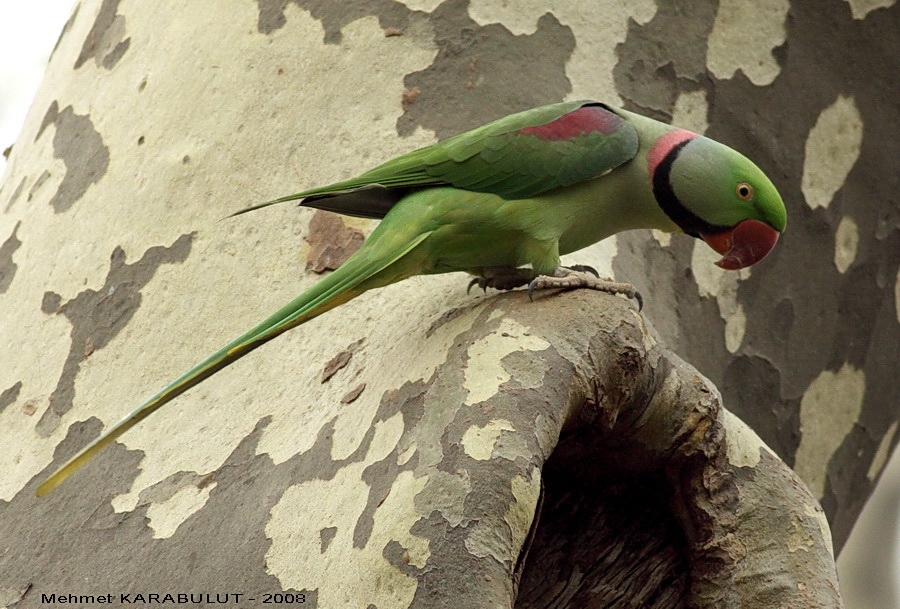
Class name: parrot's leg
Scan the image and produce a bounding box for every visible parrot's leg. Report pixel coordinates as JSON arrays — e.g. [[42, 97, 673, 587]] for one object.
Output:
[[528, 267, 643, 310]]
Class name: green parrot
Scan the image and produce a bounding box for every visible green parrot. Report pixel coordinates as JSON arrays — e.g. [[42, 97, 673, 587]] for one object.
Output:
[[37, 100, 786, 495]]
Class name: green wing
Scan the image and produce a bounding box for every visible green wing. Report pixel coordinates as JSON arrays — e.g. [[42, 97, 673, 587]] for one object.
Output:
[[233, 101, 639, 219]]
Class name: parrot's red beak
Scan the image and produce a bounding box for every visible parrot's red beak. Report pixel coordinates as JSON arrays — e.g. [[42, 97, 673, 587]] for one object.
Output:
[[700, 219, 780, 270]]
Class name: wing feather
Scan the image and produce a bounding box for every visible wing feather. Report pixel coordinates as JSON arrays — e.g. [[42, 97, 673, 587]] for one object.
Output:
[[232, 101, 639, 219]]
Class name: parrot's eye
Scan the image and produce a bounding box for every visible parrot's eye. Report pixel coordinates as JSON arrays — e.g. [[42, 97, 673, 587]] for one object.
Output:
[[736, 182, 754, 200]]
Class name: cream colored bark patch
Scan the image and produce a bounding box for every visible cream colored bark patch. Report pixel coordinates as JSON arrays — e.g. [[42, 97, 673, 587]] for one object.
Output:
[[462, 419, 516, 461], [397, 441, 417, 466], [407, 300, 490, 473], [692, 243, 732, 298], [802, 95, 864, 209], [651, 230, 672, 248], [672, 89, 709, 135], [463, 318, 550, 405], [266, 468, 429, 606], [794, 364, 866, 497], [367, 412, 407, 463], [146, 483, 217, 539], [787, 512, 816, 553], [867, 420, 898, 481], [896, 266, 900, 324], [724, 305, 747, 354], [464, 517, 512, 564], [707, 0, 789, 85], [691, 242, 751, 353], [723, 409, 774, 468], [396, 0, 444, 11], [834, 215, 859, 274], [0, 318, 70, 501], [844, 0, 896, 19], [467, 0, 552, 35], [466, 1, 657, 103], [505, 468, 541, 563]]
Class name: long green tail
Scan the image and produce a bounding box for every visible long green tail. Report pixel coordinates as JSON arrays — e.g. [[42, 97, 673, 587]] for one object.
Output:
[[37, 231, 431, 496]]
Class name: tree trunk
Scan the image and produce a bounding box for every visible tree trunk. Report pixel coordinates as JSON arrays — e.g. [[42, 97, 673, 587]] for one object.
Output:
[[3, 0, 894, 607]]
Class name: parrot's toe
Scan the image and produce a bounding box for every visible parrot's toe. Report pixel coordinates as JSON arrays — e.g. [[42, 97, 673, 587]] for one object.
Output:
[[565, 264, 600, 278], [528, 267, 643, 311]]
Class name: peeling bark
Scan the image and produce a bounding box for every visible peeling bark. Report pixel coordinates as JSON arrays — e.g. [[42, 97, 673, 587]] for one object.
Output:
[[305, 210, 365, 274]]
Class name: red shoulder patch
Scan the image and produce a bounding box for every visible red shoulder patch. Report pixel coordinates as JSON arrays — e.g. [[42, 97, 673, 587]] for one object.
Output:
[[646, 129, 698, 177], [518, 105, 625, 141]]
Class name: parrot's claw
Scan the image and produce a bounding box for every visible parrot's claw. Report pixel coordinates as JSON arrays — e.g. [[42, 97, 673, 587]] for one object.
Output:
[[527, 267, 643, 311], [467, 277, 488, 295]]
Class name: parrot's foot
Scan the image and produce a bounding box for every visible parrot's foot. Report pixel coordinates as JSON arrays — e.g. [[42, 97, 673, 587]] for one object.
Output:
[[528, 267, 643, 311], [468, 267, 537, 293]]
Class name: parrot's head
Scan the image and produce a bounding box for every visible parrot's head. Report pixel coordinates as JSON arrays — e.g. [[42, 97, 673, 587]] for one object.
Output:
[[649, 129, 787, 270]]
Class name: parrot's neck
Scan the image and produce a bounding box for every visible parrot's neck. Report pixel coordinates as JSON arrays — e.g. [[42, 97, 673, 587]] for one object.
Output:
[[555, 160, 681, 256]]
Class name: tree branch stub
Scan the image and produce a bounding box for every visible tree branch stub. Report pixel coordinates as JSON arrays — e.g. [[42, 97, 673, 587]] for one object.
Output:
[[434, 289, 844, 609]]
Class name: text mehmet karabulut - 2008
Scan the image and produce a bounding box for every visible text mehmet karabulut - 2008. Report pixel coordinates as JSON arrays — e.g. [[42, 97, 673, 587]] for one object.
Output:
[[40, 592, 308, 604]]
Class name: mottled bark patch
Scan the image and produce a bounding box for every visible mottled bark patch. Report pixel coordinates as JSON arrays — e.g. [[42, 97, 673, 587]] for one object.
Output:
[[29, 170, 52, 202], [2, 417, 312, 606], [254, 0, 574, 140], [398, 0, 574, 139], [723, 355, 800, 465], [2, 176, 26, 213], [614, 0, 719, 120], [256, 0, 412, 42], [319, 526, 337, 552], [36, 234, 194, 436], [0, 221, 22, 294], [15, 287, 840, 606], [0, 382, 22, 415], [74, 0, 131, 69], [35, 102, 110, 213]]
